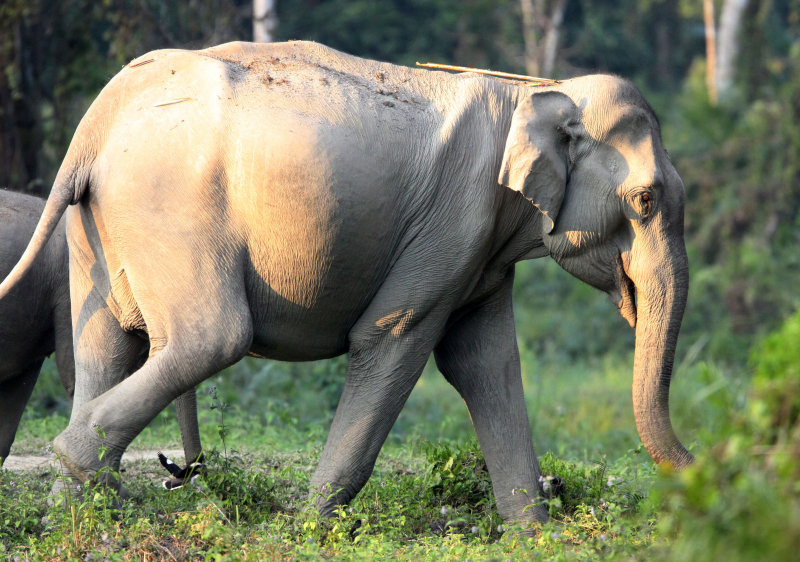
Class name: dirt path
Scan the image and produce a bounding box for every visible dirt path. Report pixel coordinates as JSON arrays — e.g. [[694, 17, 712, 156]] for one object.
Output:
[[2, 449, 185, 472]]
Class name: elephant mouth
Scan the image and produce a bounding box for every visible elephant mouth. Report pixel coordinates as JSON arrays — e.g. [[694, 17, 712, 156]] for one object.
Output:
[[612, 254, 637, 328]]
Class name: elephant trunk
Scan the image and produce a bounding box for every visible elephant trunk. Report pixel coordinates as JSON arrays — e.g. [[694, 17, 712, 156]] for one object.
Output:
[[630, 254, 694, 468]]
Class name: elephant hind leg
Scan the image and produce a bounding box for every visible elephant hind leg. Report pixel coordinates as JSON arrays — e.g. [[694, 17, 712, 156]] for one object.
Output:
[[174, 388, 203, 467], [54, 289, 253, 486], [53, 298, 75, 402], [0, 360, 44, 463], [57, 268, 148, 488]]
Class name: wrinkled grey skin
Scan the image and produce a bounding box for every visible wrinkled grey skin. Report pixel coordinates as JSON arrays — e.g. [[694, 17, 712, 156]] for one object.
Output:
[[0, 189, 202, 468], [0, 41, 692, 526], [0, 190, 72, 463]]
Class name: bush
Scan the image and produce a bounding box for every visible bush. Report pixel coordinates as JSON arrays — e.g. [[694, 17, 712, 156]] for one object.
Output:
[[748, 308, 800, 449], [650, 310, 800, 561]]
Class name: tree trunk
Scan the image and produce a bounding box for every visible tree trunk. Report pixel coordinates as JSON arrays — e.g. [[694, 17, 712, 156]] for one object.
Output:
[[703, 0, 718, 104], [541, 0, 567, 77], [654, 0, 678, 89], [0, 11, 44, 193], [520, 0, 542, 76], [253, 0, 276, 43], [716, 0, 750, 99], [520, 0, 568, 78]]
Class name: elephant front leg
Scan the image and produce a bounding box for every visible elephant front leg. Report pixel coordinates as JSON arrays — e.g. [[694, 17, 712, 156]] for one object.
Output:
[[308, 275, 449, 514], [434, 274, 549, 527], [309, 332, 432, 513]]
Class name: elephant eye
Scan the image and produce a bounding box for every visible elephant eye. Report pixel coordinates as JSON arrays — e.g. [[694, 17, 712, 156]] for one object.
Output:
[[639, 192, 653, 217]]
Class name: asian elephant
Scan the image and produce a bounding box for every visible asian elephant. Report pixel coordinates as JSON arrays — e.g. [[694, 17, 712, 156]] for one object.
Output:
[[0, 189, 202, 470], [0, 189, 73, 464], [0, 40, 692, 527]]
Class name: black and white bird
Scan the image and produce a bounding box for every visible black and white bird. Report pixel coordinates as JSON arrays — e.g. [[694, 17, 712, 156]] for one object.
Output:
[[157, 451, 205, 490]]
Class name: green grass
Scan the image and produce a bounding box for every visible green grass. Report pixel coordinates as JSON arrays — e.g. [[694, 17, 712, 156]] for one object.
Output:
[[1, 438, 659, 560], [5, 320, 797, 560]]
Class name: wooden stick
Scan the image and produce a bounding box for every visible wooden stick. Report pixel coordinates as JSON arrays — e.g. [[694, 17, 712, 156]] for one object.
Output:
[[416, 62, 559, 85], [153, 97, 194, 107], [129, 58, 155, 68]]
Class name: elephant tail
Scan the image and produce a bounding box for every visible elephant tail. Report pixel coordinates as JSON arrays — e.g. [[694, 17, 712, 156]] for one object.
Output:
[[0, 159, 85, 300]]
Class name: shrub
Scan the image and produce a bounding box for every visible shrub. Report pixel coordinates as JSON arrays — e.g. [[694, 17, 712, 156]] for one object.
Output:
[[650, 310, 800, 561]]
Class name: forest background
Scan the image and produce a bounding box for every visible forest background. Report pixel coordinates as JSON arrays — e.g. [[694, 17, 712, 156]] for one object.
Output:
[[3, 0, 800, 368], [1, 1, 800, 559]]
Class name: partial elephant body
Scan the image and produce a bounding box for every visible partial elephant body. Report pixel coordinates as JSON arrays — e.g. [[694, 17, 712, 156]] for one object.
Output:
[[0, 190, 201, 468], [0, 190, 72, 462], [82, 42, 527, 359], [0, 40, 692, 528]]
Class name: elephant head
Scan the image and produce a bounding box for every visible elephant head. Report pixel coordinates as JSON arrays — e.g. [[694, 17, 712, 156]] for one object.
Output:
[[500, 76, 693, 468]]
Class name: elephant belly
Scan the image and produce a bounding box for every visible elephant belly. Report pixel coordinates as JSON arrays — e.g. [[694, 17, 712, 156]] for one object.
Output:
[[244, 243, 392, 361], [248, 314, 351, 361], [234, 134, 405, 361], [0, 286, 54, 381], [0, 328, 52, 382]]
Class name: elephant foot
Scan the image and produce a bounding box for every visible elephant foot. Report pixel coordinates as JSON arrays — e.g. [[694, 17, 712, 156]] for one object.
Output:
[[515, 503, 550, 532], [53, 427, 103, 483], [496, 475, 563, 533], [48, 463, 131, 507], [53, 422, 127, 498], [47, 466, 83, 506], [495, 489, 550, 535], [309, 480, 356, 517]]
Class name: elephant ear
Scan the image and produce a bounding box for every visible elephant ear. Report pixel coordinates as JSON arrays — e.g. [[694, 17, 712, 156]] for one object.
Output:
[[498, 90, 580, 233]]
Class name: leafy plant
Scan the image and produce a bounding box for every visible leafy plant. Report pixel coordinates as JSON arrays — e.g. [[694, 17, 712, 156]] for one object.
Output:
[[424, 440, 493, 509], [649, 310, 800, 561], [200, 451, 283, 524], [0, 471, 47, 548]]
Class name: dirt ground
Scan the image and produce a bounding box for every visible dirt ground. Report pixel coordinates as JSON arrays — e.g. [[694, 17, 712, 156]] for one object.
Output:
[[2, 449, 185, 472]]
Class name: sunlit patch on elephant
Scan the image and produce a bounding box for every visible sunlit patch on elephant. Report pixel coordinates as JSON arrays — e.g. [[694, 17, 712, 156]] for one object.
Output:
[[375, 309, 415, 337]]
